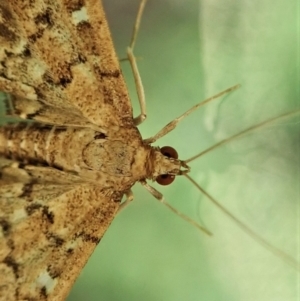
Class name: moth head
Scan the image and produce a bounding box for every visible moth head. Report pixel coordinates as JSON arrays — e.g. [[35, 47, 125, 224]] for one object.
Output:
[[151, 146, 189, 185], [142, 85, 241, 186]]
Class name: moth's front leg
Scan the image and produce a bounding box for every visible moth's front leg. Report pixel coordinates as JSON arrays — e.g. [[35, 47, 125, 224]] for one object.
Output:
[[126, 0, 148, 126]]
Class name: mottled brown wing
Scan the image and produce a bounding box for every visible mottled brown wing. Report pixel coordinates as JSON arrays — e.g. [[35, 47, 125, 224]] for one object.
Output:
[[0, 159, 121, 301], [0, 1, 129, 298], [0, 0, 133, 129]]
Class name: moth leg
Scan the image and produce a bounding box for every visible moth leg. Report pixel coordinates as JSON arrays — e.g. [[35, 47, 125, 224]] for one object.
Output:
[[140, 180, 212, 235], [118, 190, 134, 212], [127, 0, 148, 126]]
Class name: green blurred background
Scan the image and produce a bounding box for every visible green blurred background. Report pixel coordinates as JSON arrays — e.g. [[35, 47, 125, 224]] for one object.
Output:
[[68, 1, 299, 300], [0, 0, 298, 300]]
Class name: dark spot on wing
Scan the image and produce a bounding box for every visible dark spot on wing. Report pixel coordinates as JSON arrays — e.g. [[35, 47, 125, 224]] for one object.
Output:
[[75, 231, 100, 244], [75, 21, 102, 56], [46, 233, 65, 247], [28, 28, 44, 43], [64, 0, 85, 12], [102, 86, 113, 105], [76, 20, 92, 32], [35, 8, 54, 27], [4, 49, 14, 57], [7, 238, 14, 250], [42, 206, 54, 224], [22, 46, 31, 57], [82, 233, 100, 244], [47, 265, 61, 279], [42, 57, 83, 87], [59, 74, 72, 87], [26, 111, 41, 120], [0, 23, 17, 40], [0, 71, 8, 80], [53, 63, 72, 87], [66, 248, 74, 254], [17, 162, 27, 170], [78, 53, 87, 63], [0, 218, 11, 235], [42, 72, 55, 85], [40, 286, 47, 298], [35, 86, 47, 101], [0, 5, 13, 21], [94, 132, 107, 140], [20, 183, 34, 198], [26, 203, 42, 215], [4, 256, 19, 278]]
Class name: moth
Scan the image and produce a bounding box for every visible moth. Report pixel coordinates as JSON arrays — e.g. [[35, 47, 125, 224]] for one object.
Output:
[[0, 0, 203, 300], [0, 1, 299, 301]]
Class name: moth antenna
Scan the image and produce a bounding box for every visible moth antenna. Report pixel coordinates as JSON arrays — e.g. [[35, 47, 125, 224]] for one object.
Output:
[[126, 0, 148, 126], [186, 109, 300, 163], [144, 85, 240, 145], [185, 174, 300, 271], [140, 180, 212, 236]]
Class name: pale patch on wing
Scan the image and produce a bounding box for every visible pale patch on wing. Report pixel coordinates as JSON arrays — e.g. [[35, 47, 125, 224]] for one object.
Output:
[[11, 208, 28, 223], [36, 271, 57, 295], [72, 7, 88, 25]]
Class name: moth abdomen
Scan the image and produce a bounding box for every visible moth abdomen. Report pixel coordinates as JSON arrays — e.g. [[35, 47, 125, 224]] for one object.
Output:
[[0, 123, 91, 171], [0, 123, 50, 164]]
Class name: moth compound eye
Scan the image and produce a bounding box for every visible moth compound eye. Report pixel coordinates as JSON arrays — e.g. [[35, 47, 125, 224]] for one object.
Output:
[[160, 146, 178, 159], [156, 146, 178, 185], [156, 174, 175, 186]]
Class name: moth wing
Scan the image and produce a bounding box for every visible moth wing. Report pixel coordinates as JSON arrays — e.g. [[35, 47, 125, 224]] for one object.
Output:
[[0, 0, 133, 129], [0, 160, 121, 301], [3, 93, 96, 127]]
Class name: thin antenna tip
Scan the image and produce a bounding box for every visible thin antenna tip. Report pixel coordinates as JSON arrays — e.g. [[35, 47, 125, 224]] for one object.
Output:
[[231, 84, 241, 91]]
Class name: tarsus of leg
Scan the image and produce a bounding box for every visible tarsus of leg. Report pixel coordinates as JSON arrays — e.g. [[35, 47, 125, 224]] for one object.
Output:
[[185, 174, 300, 271], [140, 180, 212, 236], [118, 190, 134, 213], [127, 0, 148, 126], [144, 84, 240, 145], [186, 109, 300, 163]]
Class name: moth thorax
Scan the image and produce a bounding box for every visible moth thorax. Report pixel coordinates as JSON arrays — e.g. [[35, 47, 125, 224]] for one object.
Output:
[[82, 140, 133, 176]]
